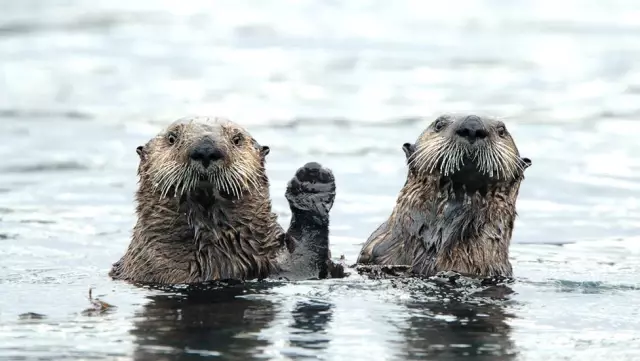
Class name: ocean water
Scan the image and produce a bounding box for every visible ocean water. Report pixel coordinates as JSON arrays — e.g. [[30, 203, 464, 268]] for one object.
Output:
[[1, 0, 640, 360]]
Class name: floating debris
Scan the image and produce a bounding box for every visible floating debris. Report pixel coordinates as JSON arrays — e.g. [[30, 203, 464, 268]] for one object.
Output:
[[81, 288, 116, 316]]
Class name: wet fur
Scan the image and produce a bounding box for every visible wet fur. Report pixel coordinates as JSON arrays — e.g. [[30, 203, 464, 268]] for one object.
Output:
[[357, 114, 531, 278], [110, 116, 343, 284]]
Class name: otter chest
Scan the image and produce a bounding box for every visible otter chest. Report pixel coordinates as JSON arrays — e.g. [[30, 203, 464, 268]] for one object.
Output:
[[186, 211, 280, 282]]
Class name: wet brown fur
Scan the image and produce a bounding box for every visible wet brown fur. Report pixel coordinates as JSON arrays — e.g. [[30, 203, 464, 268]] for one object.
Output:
[[110, 117, 302, 284], [357, 114, 530, 278]]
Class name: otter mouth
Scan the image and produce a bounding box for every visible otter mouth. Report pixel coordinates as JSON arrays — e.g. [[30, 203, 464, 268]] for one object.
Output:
[[445, 152, 500, 189], [189, 169, 255, 197]]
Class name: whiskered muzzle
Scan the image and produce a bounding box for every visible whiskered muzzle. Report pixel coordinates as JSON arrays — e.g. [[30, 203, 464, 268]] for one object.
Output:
[[409, 138, 525, 182], [147, 161, 263, 199]]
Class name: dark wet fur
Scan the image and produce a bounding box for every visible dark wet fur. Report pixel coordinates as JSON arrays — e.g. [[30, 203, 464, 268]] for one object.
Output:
[[109, 116, 344, 284], [357, 114, 531, 278]]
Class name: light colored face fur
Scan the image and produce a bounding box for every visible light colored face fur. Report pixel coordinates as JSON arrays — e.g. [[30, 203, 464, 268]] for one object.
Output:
[[137, 116, 268, 199], [406, 114, 527, 183]]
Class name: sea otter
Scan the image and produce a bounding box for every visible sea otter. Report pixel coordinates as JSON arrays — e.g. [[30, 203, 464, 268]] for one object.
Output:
[[357, 114, 531, 278], [109, 116, 344, 284]]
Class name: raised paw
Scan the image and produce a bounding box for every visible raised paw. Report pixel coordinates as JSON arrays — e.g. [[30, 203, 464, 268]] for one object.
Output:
[[285, 162, 336, 217]]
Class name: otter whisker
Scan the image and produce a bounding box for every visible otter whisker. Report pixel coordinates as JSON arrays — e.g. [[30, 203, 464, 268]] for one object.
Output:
[[232, 163, 259, 195], [245, 173, 262, 195], [235, 164, 258, 194], [228, 168, 247, 197], [410, 143, 432, 166], [155, 164, 182, 199], [440, 144, 453, 176], [425, 139, 447, 160], [429, 145, 447, 174], [228, 168, 244, 198], [477, 146, 491, 177], [440, 150, 457, 175], [230, 172, 241, 198], [225, 173, 235, 197], [486, 146, 502, 179], [495, 144, 518, 180], [175, 165, 190, 197], [171, 168, 183, 197], [216, 171, 229, 196], [226, 168, 243, 198], [479, 148, 491, 176], [152, 162, 179, 195], [224, 169, 237, 198], [166, 164, 187, 196], [443, 148, 454, 176], [481, 148, 495, 177], [174, 171, 186, 197], [446, 142, 463, 176], [434, 141, 452, 176], [187, 166, 200, 195], [475, 147, 485, 175], [410, 138, 447, 174]]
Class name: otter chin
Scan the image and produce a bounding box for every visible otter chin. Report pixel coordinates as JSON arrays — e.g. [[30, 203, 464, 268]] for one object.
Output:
[[110, 116, 344, 285], [356, 114, 532, 278]]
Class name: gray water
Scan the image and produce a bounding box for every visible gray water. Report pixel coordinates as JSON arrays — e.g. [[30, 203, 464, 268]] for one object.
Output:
[[2, 0, 640, 360]]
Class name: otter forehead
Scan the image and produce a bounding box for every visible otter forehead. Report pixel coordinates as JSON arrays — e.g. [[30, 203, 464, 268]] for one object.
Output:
[[438, 114, 502, 127], [164, 116, 249, 136]]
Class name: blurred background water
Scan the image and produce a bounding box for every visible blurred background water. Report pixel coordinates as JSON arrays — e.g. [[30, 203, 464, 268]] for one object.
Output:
[[2, 0, 640, 360]]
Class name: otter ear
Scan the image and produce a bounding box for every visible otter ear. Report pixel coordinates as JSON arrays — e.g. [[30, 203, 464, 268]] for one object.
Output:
[[260, 145, 270, 157], [402, 142, 415, 160], [136, 145, 146, 161]]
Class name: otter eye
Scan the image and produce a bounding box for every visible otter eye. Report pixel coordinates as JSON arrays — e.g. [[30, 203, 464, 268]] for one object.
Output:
[[497, 126, 507, 137], [167, 132, 177, 145], [232, 134, 243, 146], [434, 120, 447, 132]]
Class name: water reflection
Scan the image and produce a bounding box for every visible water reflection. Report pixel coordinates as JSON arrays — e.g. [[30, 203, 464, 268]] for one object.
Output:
[[129, 284, 276, 361], [127, 283, 339, 360], [399, 282, 516, 360], [286, 299, 333, 357], [126, 277, 518, 360]]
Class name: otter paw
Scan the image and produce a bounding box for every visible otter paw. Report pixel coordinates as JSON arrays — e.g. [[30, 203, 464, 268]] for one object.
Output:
[[285, 162, 336, 217]]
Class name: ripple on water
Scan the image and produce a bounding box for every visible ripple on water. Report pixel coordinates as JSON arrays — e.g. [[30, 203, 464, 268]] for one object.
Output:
[[1, 161, 91, 173]]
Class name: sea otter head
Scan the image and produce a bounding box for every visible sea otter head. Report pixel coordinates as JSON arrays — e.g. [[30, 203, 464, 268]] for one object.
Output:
[[403, 114, 531, 191], [135, 116, 269, 199]]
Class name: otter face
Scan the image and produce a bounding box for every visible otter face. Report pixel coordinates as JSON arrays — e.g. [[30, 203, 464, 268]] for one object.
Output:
[[137, 116, 269, 199], [404, 114, 531, 187]]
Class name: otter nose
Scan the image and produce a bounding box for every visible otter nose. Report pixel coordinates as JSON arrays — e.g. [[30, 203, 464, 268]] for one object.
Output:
[[455, 115, 488, 143], [190, 140, 224, 168]]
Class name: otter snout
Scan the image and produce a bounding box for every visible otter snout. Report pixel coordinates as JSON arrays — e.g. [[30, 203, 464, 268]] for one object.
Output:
[[189, 137, 225, 168], [455, 115, 488, 144]]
